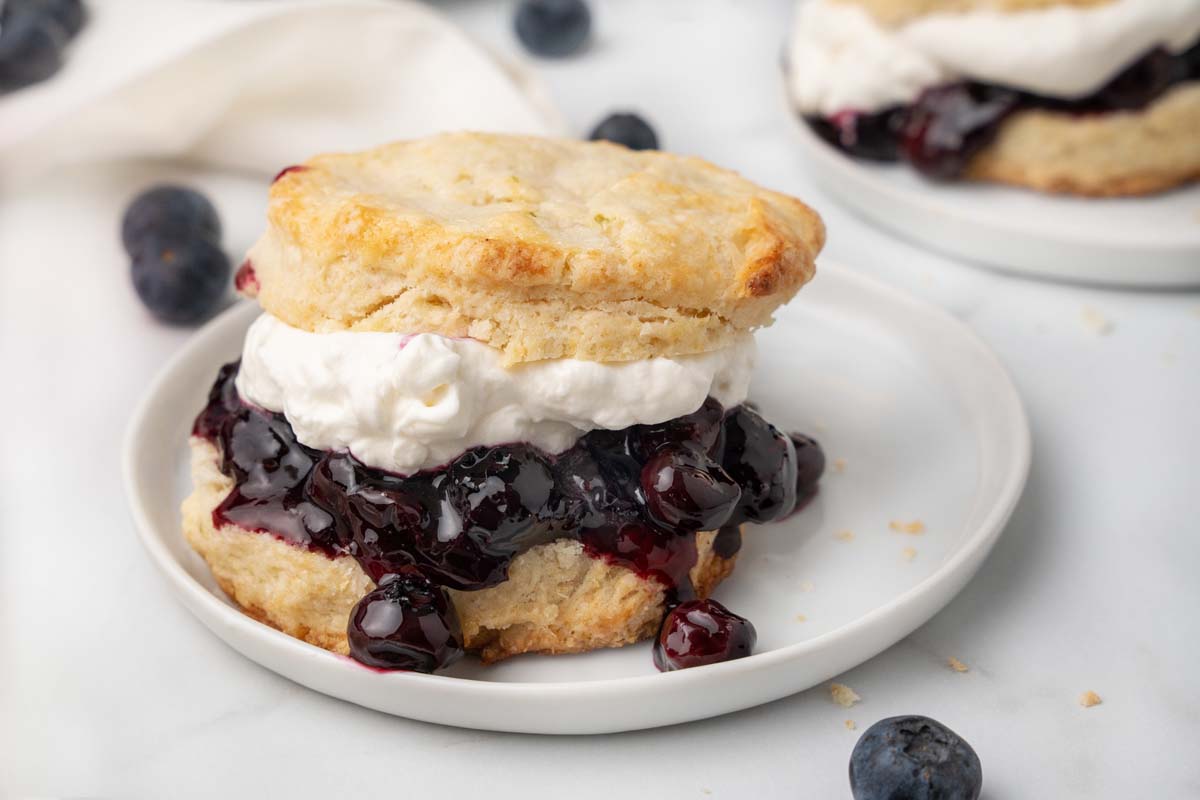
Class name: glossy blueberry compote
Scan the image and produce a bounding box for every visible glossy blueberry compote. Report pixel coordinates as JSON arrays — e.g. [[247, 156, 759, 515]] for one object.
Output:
[[808, 41, 1200, 179], [193, 362, 824, 672], [652, 599, 757, 672]]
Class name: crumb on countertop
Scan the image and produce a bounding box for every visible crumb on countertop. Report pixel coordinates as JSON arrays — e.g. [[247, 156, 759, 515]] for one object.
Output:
[[835, 529, 855, 542], [1081, 307, 1115, 335], [831, 683, 861, 708], [889, 520, 925, 534], [1080, 690, 1102, 708], [901, 547, 918, 562], [948, 657, 969, 673]]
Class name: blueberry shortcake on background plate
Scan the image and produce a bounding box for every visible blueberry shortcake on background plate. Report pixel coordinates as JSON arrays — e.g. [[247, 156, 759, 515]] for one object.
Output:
[[182, 132, 827, 674], [788, 0, 1200, 196]]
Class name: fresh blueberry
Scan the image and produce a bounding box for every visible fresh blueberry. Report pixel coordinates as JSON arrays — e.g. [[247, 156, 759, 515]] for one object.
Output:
[[641, 445, 740, 533], [121, 185, 222, 256], [653, 599, 756, 671], [30, 0, 86, 37], [850, 715, 983, 800], [347, 573, 463, 672], [514, 0, 591, 58], [589, 112, 659, 151], [130, 235, 230, 324], [0, 2, 67, 91]]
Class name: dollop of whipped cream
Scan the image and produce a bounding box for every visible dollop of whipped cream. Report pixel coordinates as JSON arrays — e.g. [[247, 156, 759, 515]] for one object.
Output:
[[788, 0, 1200, 116], [236, 314, 755, 475]]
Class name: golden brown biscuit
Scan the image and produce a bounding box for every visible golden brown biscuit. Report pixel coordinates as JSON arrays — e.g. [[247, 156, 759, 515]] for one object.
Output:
[[183, 440, 738, 663], [967, 82, 1200, 196], [243, 132, 824, 364], [834, 0, 1114, 28]]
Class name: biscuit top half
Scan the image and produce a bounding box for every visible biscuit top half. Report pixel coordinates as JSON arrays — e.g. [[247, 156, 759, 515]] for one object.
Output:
[[242, 132, 824, 365], [835, 0, 1114, 28]]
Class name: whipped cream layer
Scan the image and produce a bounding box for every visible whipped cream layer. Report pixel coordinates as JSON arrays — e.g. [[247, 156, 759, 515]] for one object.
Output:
[[235, 313, 755, 475], [789, 0, 1200, 116]]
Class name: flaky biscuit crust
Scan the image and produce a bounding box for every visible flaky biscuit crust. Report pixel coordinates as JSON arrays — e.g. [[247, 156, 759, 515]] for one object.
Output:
[[182, 440, 737, 663], [834, 0, 1114, 28], [245, 132, 823, 364], [966, 82, 1200, 196]]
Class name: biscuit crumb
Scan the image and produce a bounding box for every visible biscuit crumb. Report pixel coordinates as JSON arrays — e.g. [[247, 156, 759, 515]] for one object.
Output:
[[1080, 690, 1102, 708], [800, 580, 815, 592], [889, 520, 925, 534], [845, 719, 857, 731], [832, 458, 847, 474], [1082, 307, 1114, 335], [901, 547, 918, 562], [835, 530, 855, 542], [831, 683, 861, 708], [948, 657, 969, 673], [795, 614, 808, 622]]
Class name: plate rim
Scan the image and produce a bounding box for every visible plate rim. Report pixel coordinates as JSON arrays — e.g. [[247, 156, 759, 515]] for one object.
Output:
[[121, 263, 1031, 720]]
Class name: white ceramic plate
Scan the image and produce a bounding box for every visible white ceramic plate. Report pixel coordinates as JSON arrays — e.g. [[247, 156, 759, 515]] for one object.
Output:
[[123, 263, 1030, 734], [794, 119, 1200, 288]]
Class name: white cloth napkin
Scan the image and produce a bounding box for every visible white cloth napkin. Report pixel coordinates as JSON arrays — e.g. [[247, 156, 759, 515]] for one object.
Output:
[[0, 0, 563, 186]]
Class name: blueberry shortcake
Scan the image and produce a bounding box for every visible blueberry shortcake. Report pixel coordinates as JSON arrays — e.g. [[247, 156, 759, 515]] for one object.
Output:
[[183, 133, 827, 673], [788, 0, 1200, 196]]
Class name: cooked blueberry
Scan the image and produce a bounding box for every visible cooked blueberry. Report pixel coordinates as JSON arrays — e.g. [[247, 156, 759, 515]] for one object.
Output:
[[130, 235, 230, 323], [900, 83, 1018, 180], [790, 433, 825, 500], [514, 0, 590, 58], [712, 524, 742, 558], [808, 108, 907, 162], [589, 112, 659, 151], [308, 453, 434, 580], [447, 445, 554, 543], [641, 446, 740, 533], [628, 397, 725, 460], [121, 185, 222, 255], [347, 574, 463, 672], [1093, 47, 1175, 111], [0, 2, 67, 91], [850, 715, 982, 800], [30, 0, 86, 37], [720, 406, 798, 524], [652, 599, 756, 671]]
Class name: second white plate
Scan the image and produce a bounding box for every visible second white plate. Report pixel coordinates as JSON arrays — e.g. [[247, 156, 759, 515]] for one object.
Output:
[[794, 118, 1200, 288], [123, 263, 1030, 734]]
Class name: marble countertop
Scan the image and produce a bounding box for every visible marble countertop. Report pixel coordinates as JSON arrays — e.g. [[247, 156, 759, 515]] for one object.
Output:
[[3, 1, 1197, 796]]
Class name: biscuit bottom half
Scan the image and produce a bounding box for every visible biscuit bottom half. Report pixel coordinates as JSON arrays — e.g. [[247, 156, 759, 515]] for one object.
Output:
[[182, 441, 738, 664], [966, 83, 1200, 197]]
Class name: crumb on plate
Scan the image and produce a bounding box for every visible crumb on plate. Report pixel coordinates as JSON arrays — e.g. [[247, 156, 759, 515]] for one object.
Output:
[[889, 520, 925, 534], [901, 546, 918, 562], [831, 683, 861, 708], [1082, 307, 1115, 335], [948, 657, 969, 673], [832, 458, 847, 474], [845, 719, 857, 731], [835, 529, 855, 542], [1080, 690, 1102, 708]]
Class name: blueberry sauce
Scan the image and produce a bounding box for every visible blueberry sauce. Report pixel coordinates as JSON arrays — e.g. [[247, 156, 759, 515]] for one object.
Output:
[[808, 41, 1200, 180], [193, 362, 824, 671], [234, 259, 258, 293], [652, 599, 757, 671], [272, 165, 308, 183]]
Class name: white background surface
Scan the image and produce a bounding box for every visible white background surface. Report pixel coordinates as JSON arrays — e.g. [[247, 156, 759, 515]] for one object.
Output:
[[2, 0, 1198, 796]]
